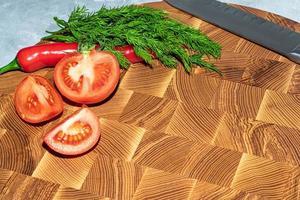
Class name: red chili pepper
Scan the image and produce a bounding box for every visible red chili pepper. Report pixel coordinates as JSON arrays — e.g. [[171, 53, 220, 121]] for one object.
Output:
[[114, 45, 144, 63], [0, 42, 144, 74]]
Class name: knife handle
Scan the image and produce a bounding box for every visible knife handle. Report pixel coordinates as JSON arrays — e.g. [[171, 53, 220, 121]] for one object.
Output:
[[288, 45, 300, 64]]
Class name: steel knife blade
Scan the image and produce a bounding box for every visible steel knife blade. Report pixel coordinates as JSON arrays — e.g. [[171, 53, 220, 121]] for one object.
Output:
[[165, 0, 300, 64]]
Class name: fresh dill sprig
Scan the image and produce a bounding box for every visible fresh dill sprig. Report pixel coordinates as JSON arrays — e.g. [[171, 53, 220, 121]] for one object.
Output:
[[43, 5, 222, 74]]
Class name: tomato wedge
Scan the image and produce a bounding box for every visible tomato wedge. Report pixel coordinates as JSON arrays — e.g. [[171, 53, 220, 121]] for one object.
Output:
[[14, 75, 64, 123], [43, 107, 100, 155], [54, 50, 120, 104]]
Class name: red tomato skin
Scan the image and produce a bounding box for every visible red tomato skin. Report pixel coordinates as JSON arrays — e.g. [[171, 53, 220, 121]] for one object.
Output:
[[54, 50, 120, 104], [14, 75, 64, 124], [13, 43, 144, 74], [43, 107, 100, 156], [0, 42, 148, 75]]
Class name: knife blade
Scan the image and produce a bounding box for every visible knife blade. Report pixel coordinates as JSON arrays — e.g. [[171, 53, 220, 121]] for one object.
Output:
[[165, 0, 300, 64]]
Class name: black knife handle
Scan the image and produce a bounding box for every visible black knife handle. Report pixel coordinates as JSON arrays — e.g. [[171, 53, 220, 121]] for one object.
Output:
[[288, 45, 300, 64]]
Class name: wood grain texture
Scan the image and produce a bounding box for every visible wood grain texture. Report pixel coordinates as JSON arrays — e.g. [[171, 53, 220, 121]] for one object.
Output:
[[214, 113, 300, 166], [0, 168, 14, 192], [132, 131, 194, 174], [165, 103, 223, 144], [256, 90, 300, 129], [164, 68, 221, 107], [180, 143, 242, 187], [120, 62, 175, 97], [89, 89, 134, 120], [1, 1, 300, 199], [32, 152, 98, 189], [234, 38, 282, 61], [0, 168, 59, 200], [240, 59, 295, 93], [0, 128, 5, 140], [283, 167, 300, 200], [194, 51, 250, 81], [53, 186, 107, 200], [94, 118, 145, 161], [0, 128, 44, 175], [82, 155, 146, 200], [65, 88, 134, 120], [0, 94, 43, 136], [204, 22, 242, 52], [288, 67, 300, 95], [132, 168, 196, 200], [210, 80, 266, 118], [190, 181, 261, 200], [119, 92, 178, 131], [196, 52, 296, 93], [231, 154, 294, 199]]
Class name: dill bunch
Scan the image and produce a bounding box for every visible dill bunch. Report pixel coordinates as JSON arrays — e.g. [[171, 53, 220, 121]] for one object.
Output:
[[43, 5, 222, 74]]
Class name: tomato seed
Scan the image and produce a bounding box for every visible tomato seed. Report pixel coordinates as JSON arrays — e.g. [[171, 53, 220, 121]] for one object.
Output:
[[45, 85, 51, 92], [56, 131, 64, 137], [55, 131, 64, 141], [61, 134, 68, 142], [81, 132, 86, 138], [73, 135, 78, 143], [67, 63, 73, 68], [83, 125, 92, 134], [21, 113, 26, 119], [77, 134, 83, 141], [54, 122, 92, 145], [68, 135, 74, 143]]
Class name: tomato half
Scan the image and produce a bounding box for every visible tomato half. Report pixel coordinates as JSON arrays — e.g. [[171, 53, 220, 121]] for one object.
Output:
[[54, 50, 120, 104], [14, 75, 64, 123], [43, 107, 100, 155]]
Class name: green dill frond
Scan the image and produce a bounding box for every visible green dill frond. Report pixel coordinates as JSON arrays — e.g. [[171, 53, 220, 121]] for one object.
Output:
[[42, 5, 222, 74], [110, 50, 131, 68], [133, 46, 153, 64], [190, 54, 223, 76]]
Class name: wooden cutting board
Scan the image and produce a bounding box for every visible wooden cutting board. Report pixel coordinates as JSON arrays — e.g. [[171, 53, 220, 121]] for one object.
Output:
[[1, 1, 300, 199]]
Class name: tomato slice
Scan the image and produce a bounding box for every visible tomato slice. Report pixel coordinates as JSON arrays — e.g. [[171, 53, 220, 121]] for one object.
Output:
[[14, 75, 64, 123], [43, 107, 100, 155], [54, 50, 120, 104]]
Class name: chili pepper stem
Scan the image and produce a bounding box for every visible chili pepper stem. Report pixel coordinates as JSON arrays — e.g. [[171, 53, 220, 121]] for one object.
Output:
[[0, 58, 21, 74]]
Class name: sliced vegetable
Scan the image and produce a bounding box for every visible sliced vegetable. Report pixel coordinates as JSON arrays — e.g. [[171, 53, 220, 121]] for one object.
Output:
[[54, 49, 120, 104], [43, 5, 222, 73], [0, 42, 143, 75], [43, 107, 100, 155], [14, 75, 64, 123]]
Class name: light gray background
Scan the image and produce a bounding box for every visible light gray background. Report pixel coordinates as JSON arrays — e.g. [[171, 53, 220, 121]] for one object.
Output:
[[0, 0, 299, 68]]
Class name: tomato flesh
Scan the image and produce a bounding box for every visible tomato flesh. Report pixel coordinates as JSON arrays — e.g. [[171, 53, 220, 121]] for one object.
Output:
[[54, 50, 120, 104], [14, 75, 64, 123], [43, 107, 100, 155], [54, 121, 92, 145]]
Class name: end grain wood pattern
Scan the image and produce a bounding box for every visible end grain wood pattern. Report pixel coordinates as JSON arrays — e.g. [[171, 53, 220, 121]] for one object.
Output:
[[1, 1, 300, 199]]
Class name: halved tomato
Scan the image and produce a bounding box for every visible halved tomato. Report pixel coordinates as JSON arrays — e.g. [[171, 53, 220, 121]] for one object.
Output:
[[43, 107, 100, 155], [54, 50, 120, 104], [14, 75, 64, 123]]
